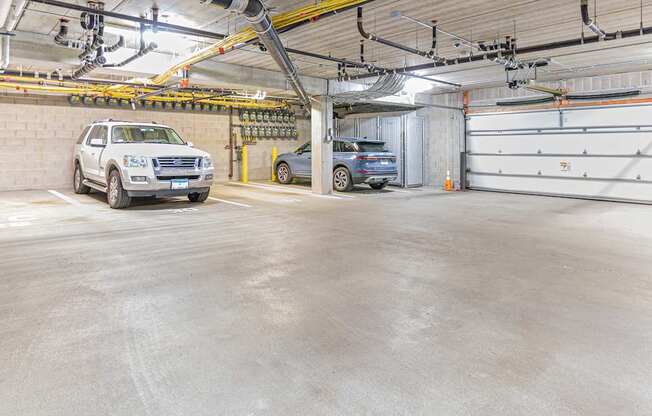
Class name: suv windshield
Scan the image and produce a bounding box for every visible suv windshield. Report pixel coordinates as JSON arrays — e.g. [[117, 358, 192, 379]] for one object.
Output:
[[356, 141, 388, 153], [112, 125, 185, 144]]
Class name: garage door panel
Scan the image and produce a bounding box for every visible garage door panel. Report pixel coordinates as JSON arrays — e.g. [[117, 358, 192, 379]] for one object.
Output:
[[467, 105, 652, 203], [468, 132, 652, 155], [563, 105, 652, 127], [468, 174, 652, 203], [467, 111, 559, 131], [468, 155, 652, 180]]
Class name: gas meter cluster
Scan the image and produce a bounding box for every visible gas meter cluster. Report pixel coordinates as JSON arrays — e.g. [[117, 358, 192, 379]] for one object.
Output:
[[239, 109, 298, 141]]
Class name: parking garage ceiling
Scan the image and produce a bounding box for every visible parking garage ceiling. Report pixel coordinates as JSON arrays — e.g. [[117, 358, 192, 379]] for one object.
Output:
[[9, 0, 652, 91]]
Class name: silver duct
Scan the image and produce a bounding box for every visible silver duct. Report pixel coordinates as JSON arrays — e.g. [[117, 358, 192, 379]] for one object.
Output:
[[205, 0, 311, 108]]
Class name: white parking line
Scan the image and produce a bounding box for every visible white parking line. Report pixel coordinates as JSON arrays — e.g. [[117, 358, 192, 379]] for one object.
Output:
[[244, 182, 354, 200], [48, 190, 83, 206], [208, 197, 252, 208]]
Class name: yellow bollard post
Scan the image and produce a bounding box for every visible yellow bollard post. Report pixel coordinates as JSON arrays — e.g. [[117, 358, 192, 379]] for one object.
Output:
[[271, 146, 278, 182], [241, 144, 248, 184]]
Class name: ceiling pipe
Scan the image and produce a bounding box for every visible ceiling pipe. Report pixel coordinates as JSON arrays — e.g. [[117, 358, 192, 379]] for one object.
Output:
[[29, 0, 225, 40], [54, 19, 86, 49], [284, 46, 460, 87], [580, 0, 607, 40], [103, 41, 157, 68], [345, 19, 652, 82], [357, 7, 440, 62], [204, 0, 311, 109]]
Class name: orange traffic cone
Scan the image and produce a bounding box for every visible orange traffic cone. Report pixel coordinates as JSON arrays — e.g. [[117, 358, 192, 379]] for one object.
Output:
[[444, 170, 453, 191]]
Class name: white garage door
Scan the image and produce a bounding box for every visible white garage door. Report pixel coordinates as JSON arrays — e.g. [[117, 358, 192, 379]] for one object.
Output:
[[466, 104, 652, 204]]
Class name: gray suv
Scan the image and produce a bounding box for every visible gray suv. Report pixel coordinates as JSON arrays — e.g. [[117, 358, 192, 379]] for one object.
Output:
[[274, 137, 398, 191]]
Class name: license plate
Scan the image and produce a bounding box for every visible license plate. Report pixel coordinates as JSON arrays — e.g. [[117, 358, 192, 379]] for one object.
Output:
[[171, 179, 189, 190]]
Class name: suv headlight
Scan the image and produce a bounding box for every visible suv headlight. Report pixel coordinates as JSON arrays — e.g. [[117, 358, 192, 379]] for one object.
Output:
[[123, 155, 148, 168], [202, 157, 213, 169]]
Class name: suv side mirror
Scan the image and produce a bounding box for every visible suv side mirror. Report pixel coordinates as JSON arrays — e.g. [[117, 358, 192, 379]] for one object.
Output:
[[187, 141, 194, 147], [88, 138, 105, 147]]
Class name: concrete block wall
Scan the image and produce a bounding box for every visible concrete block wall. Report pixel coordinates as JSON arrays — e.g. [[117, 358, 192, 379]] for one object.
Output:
[[0, 96, 308, 191]]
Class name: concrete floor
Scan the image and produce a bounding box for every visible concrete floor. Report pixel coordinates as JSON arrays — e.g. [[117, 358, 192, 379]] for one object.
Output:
[[1, 183, 651, 415]]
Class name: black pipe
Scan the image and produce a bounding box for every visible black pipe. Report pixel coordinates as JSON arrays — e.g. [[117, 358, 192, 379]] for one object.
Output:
[[285, 46, 460, 87], [72, 54, 106, 79], [104, 35, 125, 53], [357, 7, 437, 60], [497, 96, 555, 106], [345, 23, 652, 82], [103, 42, 157, 68], [30, 0, 227, 40], [580, 0, 607, 39]]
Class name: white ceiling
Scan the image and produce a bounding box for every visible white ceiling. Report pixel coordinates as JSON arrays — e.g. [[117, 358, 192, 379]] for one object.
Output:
[[11, 0, 652, 91]]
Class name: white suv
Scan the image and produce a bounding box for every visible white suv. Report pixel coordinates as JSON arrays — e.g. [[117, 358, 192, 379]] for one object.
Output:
[[73, 120, 214, 209]]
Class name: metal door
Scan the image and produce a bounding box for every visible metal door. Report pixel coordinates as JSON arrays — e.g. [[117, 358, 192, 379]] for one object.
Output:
[[358, 117, 379, 140], [380, 116, 403, 186], [405, 116, 424, 187], [336, 118, 356, 137]]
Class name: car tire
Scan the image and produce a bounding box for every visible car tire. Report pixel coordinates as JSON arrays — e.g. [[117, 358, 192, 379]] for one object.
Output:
[[369, 182, 388, 190], [276, 162, 293, 184], [73, 163, 91, 194], [333, 167, 353, 192], [188, 190, 210, 203], [107, 169, 131, 209]]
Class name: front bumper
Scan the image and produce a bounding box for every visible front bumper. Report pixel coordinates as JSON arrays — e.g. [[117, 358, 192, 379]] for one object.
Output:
[[120, 166, 214, 197]]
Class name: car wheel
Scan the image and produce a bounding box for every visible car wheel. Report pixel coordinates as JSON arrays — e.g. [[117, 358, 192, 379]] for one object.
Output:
[[107, 169, 131, 209], [188, 190, 210, 202], [73, 163, 91, 194], [333, 167, 353, 192], [369, 182, 387, 190], [276, 163, 292, 184]]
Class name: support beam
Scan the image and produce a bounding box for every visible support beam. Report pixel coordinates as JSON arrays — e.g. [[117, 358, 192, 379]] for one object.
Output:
[[311, 96, 333, 195]]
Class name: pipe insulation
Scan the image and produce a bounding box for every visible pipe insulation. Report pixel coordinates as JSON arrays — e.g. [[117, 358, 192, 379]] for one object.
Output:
[[205, 0, 311, 108], [581, 0, 607, 40]]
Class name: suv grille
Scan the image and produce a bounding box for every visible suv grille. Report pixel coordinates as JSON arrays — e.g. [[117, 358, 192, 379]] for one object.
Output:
[[155, 157, 199, 169]]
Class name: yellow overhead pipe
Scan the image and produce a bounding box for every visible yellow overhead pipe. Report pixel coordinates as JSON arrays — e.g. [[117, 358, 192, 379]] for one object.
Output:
[[138, 0, 369, 87], [0, 79, 286, 109]]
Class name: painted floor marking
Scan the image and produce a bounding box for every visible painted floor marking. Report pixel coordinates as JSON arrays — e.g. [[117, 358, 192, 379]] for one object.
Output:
[[48, 190, 83, 206], [208, 197, 253, 208], [240, 182, 352, 200]]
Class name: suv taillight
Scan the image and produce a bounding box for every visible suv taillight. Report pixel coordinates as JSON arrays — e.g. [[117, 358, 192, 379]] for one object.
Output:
[[356, 155, 379, 161]]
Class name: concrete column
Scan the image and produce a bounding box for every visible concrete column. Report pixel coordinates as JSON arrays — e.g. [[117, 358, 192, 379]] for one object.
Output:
[[311, 96, 333, 195]]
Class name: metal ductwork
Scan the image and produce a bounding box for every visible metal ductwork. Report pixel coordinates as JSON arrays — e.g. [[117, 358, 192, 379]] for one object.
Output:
[[357, 7, 440, 62], [204, 0, 311, 108], [580, 0, 607, 40]]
